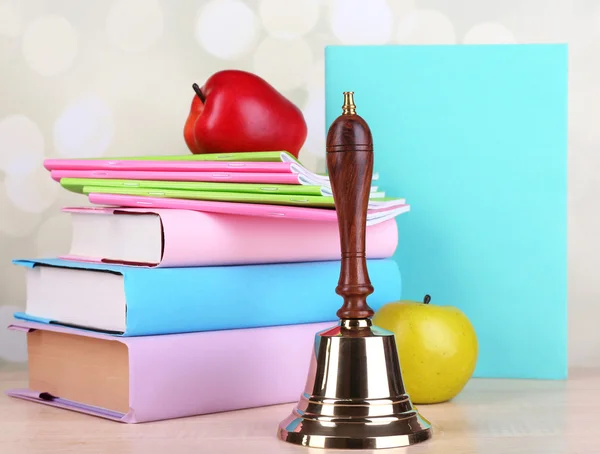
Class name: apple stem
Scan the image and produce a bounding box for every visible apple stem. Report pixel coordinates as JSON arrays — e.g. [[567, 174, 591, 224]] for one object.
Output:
[[192, 83, 205, 103], [424, 295, 431, 304]]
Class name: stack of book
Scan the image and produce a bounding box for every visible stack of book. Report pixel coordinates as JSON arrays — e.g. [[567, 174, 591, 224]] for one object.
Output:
[[6, 150, 409, 423]]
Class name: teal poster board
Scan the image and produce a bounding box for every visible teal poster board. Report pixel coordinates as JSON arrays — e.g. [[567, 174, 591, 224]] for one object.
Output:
[[325, 44, 568, 379]]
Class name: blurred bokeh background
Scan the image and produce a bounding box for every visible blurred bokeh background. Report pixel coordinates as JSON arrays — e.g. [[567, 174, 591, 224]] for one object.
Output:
[[0, 0, 597, 370]]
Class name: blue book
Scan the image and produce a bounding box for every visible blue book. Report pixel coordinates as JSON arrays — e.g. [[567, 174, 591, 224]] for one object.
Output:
[[325, 44, 568, 380], [12, 258, 401, 336]]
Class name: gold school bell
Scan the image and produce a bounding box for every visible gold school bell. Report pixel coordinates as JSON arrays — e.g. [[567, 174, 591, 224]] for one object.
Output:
[[277, 92, 433, 449]]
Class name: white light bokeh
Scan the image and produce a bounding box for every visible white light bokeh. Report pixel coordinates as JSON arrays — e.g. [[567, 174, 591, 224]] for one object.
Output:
[[301, 88, 325, 158], [298, 148, 324, 174], [330, 0, 393, 44], [307, 58, 324, 91], [397, 9, 456, 44], [569, 145, 598, 207], [0, 305, 27, 362], [570, 85, 600, 147], [253, 37, 313, 91], [463, 22, 517, 44], [35, 213, 73, 257], [388, 0, 416, 21], [0, 36, 19, 64], [103, 73, 196, 159], [106, 0, 164, 52], [569, 39, 600, 148], [506, 1, 583, 45], [53, 94, 115, 158], [4, 167, 60, 214], [196, 0, 258, 60], [86, 48, 186, 108], [259, 0, 319, 39], [0, 185, 41, 238], [0, 3, 21, 37], [21, 14, 78, 76], [0, 115, 44, 177]]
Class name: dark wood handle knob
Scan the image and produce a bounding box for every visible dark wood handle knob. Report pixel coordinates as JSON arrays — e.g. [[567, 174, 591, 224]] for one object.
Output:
[[326, 92, 375, 320]]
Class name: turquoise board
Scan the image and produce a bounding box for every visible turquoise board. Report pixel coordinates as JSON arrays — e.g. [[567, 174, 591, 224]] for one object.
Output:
[[325, 44, 568, 379]]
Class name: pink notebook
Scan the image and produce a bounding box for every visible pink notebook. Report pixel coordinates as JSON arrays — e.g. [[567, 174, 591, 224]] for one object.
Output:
[[59, 206, 399, 267], [87, 193, 410, 226], [43, 153, 383, 187], [6, 320, 331, 423], [44, 159, 295, 173], [51, 169, 303, 185]]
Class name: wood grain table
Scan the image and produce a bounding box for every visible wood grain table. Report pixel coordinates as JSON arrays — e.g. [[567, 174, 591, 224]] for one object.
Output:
[[1, 366, 598, 453]]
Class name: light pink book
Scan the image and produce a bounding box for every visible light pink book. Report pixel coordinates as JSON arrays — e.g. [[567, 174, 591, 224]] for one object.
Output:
[[87, 193, 410, 226], [59, 206, 399, 267], [6, 319, 331, 423]]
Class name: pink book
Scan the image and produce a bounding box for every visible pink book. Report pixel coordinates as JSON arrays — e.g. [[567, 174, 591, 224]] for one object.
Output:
[[87, 193, 410, 226], [6, 319, 331, 423], [50, 169, 303, 185], [59, 206, 399, 267], [44, 159, 292, 173]]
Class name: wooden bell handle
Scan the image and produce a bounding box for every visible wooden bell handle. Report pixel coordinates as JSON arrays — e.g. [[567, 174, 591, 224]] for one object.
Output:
[[326, 92, 375, 320]]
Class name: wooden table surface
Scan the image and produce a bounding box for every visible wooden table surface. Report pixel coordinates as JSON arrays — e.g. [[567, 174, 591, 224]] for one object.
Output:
[[1, 366, 598, 454]]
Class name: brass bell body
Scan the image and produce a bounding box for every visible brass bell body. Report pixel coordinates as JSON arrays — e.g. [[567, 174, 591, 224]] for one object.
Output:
[[277, 319, 432, 449], [277, 92, 433, 449]]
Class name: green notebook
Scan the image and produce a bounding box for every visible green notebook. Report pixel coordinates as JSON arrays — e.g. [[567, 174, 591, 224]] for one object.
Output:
[[61, 178, 326, 196], [60, 178, 387, 198], [80, 186, 405, 209]]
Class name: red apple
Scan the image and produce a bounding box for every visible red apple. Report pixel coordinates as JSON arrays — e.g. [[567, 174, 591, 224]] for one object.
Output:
[[184, 70, 308, 158]]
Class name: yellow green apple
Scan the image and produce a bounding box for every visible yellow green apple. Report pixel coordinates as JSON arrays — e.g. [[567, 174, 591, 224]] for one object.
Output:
[[372, 294, 478, 404]]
